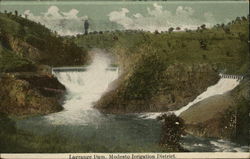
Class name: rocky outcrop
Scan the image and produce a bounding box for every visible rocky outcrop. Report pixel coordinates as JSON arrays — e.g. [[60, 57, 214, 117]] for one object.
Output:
[[95, 63, 219, 113], [180, 78, 250, 144], [0, 73, 65, 116]]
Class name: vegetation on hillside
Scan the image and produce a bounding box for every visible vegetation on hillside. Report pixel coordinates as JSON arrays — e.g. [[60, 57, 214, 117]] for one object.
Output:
[[73, 16, 249, 145], [0, 12, 88, 72], [0, 9, 248, 151], [74, 16, 249, 75], [73, 16, 249, 114], [0, 12, 88, 117]]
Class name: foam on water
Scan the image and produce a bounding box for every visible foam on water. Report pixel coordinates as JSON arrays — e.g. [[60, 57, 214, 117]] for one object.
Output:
[[182, 135, 249, 152], [140, 77, 241, 119], [45, 52, 119, 125]]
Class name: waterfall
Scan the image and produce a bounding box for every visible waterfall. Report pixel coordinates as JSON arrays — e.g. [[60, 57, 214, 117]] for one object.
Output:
[[140, 76, 242, 119], [174, 77, 241, 116], [45, 53, 119, 125]]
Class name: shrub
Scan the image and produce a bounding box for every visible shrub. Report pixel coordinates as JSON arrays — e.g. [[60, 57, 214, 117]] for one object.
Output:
[[157, 114, 186, 151]]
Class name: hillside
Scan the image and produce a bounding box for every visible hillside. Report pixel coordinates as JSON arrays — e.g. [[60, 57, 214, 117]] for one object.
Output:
[[73, 17, 249, 144], [73, 16, 249, 114], [0, 12, 88, 70], [0, 12, 88, 116]]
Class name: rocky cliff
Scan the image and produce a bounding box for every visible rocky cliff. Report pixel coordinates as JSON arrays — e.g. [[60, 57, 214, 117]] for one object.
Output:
[[0, 73, 65, 116]]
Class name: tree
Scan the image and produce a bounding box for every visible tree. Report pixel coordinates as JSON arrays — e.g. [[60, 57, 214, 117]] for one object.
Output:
[[196, 26, 200, 32], [241, 16, 247, 21], [175, 27, 181, 31], [199, 40, 207, 50], [168, 27, 174, 33], [236, 17, 241, 23], [223, 27, 230, 34], [157, 113, 186, 151], [154, 30, 159, 34], [200, 24, 206, 30]]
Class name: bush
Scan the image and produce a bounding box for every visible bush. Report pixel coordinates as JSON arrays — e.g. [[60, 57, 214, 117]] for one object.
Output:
[[157, 114, 186, 151]]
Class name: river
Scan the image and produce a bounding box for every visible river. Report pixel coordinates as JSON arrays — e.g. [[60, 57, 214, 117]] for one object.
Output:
[[15, 50, 248, 152]]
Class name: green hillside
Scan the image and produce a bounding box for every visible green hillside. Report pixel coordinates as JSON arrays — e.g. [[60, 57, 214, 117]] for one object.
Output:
[[73, 16, 249, 113], [0, 12, 88, 116], [0, 12, 88, 72]]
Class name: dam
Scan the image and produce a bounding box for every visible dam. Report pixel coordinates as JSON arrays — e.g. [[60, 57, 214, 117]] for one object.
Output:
[[219, 73, 243, 80], [52, 67, 87, 72]]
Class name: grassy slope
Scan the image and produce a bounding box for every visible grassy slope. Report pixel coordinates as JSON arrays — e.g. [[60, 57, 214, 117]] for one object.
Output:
[[0, 45, 36, 72], [74, 19, 249, 75], [0, 13, 88, 72], [73, 17, 249, 113]]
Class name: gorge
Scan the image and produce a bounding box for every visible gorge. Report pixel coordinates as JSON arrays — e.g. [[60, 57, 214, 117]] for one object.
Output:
[[0, 7, 249, 152]]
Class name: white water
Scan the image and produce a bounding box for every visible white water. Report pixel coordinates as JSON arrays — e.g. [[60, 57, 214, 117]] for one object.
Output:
[[138, 76, 247, 152], [15, 53, 247, 152], [140, 77, 242, 119], [46, 52, 119, 125], [182, 135, 250, 152]]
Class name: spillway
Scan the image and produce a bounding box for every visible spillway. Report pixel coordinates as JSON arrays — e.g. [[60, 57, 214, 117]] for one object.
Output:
[[140, 76, 242, 119], [46, 53, 119, 125]]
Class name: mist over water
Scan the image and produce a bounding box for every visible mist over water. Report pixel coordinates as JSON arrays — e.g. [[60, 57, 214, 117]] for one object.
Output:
[[1, 1, 248, 35], [47, 52, 118, 125], [16, 52, 163, 151]]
